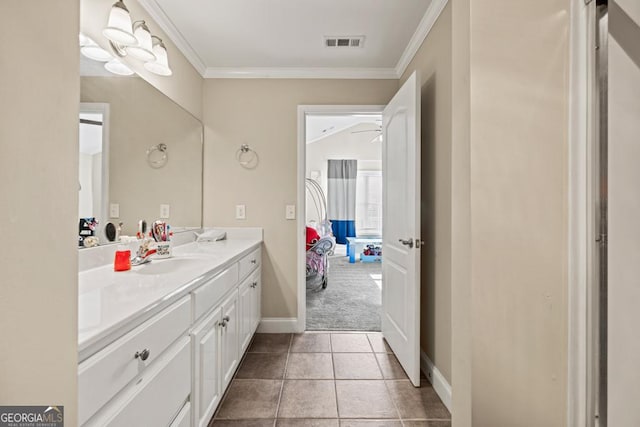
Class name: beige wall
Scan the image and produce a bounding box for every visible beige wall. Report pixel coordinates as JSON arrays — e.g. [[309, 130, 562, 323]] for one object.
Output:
[[400, 2, 453, 386], [449, 0, 472, 423], [81, 77, 203, 236], [81, 0, 203, 119], [469, 1, 570, 425], [0, 1, 79, 424], [202, 79, 397, 318], [608, 1, 640, 424]]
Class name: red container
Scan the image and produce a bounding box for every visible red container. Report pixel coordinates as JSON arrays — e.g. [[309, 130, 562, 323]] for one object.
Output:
[[114, 250, 131, 271]]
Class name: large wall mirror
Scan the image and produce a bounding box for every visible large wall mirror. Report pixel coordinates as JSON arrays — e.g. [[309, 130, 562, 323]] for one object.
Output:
[[79, 57, 203, 246]]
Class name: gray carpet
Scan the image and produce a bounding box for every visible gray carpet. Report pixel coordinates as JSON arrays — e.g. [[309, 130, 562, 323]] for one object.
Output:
[[306, 252, 382, 331]]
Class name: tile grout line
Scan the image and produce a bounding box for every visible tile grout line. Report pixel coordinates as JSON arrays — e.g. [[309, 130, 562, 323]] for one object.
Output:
[[368, 333, 421, 426], [330, 333, 341, 420], [370, 334, 404, 424], [273, 333, 293, 421]]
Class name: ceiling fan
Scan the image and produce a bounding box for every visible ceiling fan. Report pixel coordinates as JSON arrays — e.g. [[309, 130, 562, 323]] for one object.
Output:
[[351, 125, 382, 143]]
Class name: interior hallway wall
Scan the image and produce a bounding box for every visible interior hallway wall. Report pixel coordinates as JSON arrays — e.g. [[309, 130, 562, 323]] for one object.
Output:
[[468, 1, 571, 425], [0, 1, 80, 424], [202, 79, 398, 319], [608, 0, 640, 424], [400, 2, 453, 387]]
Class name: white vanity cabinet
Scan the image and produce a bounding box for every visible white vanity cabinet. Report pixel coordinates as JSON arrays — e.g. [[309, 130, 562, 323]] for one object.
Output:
[[79, 242, 262, 427], [191, 305, 223, 427], [220, 290, 240, 389], [86, 337, 191, 427], [191, 248, 261, 427], [79, 296, 191, 426], [239, 270, 261, 354]]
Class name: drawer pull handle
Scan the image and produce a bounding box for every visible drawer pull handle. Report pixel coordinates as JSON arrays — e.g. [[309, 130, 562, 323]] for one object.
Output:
[[135, 349, 150, 361], [251, 281, 258, 288], [221, 315, 231, 327], [250, 259, 257, 264]]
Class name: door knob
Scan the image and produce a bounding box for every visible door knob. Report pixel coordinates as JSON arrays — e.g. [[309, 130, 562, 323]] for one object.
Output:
[[398, 238, 414, 248]]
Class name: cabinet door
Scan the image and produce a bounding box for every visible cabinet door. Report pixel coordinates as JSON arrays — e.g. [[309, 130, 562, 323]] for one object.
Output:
[[251, 273, 262, 333], [221, 290, 239, 389], [238, 279, 253, 354], [191, 306, 222, 427]]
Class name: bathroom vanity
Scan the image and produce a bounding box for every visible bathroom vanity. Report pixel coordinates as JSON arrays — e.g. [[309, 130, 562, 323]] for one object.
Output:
[[77, 229, 262, 426]]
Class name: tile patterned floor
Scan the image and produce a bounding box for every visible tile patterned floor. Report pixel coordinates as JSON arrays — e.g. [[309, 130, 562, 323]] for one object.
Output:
[[210, 332, 451, 427]]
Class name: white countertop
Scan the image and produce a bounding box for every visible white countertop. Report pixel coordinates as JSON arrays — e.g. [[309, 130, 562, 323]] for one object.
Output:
[[78, 238, 261, 361]]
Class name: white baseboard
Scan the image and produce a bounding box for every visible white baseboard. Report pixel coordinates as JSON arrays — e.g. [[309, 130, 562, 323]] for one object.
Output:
[[257, 317, 299, 333], [420, 349, 452, 412]]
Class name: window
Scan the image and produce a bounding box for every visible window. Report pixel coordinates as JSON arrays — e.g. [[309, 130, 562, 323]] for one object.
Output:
[[356, 170, 382, 236]]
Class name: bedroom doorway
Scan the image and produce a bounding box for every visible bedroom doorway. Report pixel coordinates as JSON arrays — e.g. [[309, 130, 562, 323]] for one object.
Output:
[[302, 111, 384, 331]]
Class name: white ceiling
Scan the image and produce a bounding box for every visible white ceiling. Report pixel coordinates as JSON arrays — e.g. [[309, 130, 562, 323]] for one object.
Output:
[[139, 0, 440, 78]]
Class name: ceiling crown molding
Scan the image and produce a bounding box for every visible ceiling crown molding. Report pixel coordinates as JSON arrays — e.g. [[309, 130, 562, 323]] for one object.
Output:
[[137, 0, 207, 76], [137, 0, 449, 80], [395, 0, 450, 78], [203, 67, 398, 79]]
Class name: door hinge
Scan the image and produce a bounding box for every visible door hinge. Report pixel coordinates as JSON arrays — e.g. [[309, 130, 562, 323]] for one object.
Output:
[[415, 238, 425, 248]]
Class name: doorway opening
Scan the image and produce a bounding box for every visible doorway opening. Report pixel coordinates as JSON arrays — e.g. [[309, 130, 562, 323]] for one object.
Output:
[[303, 112, 384, 331]]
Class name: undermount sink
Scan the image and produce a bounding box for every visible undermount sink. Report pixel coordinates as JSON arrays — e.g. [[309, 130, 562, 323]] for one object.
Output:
[[131, 256, 208, 275]]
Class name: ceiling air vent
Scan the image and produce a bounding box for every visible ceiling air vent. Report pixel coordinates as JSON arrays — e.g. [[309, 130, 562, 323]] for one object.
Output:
[[324, 36, 365, 48]]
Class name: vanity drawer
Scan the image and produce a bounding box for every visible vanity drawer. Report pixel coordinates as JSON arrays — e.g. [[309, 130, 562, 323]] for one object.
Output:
[[238, 247, 261, 281], [78, 296, 191, 425], [170, 401, 191, 427], [85, 336, 191, 427], [192, 263, 239, 321]]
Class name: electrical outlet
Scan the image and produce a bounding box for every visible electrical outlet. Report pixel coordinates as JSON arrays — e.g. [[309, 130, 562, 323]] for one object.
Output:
[[286, 204, 296, 220], [109, 203, 120, 218], [160, 204, 170, 219], [235, 204, 246, 220]]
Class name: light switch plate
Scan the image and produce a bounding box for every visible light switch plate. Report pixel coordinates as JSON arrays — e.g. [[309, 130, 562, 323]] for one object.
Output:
[[160, 204, 170, 219], [109, 203, 120, 218], [236, 204, 246, 220], [286, 204, 296, 220]]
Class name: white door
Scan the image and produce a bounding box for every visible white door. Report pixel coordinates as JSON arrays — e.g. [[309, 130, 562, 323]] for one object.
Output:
[[382, 71, 421, 386]]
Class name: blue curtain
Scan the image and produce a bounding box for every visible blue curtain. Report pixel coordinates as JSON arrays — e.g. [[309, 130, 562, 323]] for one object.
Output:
[[327, 160, 357, 244]]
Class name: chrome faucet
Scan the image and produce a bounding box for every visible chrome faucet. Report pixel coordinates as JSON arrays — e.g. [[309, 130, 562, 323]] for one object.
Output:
[[131, 238, 156, 266]]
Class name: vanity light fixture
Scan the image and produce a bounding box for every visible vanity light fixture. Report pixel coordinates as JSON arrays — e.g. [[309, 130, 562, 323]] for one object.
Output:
[[79, 34, 113, 62], [102, 1, 137, 46], [99, 1, 172, 77], [127, 21, 156, 62], [104, 58, 135, 76], [144, 36, 173, 76]]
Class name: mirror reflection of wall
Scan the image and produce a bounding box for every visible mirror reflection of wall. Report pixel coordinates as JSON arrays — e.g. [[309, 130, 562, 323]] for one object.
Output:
[[79, 58, 203, 244]]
